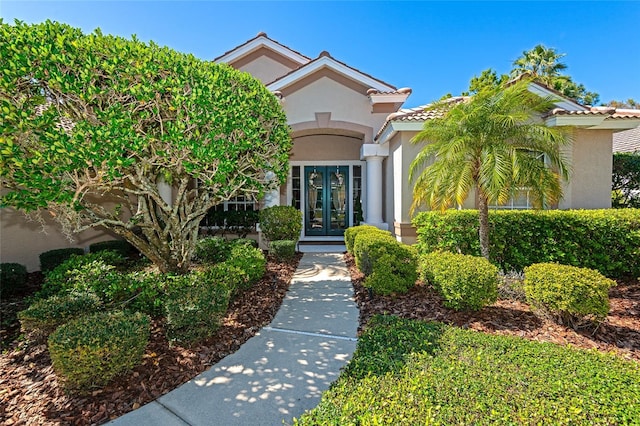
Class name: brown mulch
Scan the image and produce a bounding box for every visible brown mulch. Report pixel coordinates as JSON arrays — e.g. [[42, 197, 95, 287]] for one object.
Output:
[[0, 254, 301, 426], [348, 254, 640, 362]]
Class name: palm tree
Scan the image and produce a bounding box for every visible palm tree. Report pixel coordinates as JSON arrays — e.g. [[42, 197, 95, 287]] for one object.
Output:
[[409, 79, 571, 259], [511, 44, 567, 84]]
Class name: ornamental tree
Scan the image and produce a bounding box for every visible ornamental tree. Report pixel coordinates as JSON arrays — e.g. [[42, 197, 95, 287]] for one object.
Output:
[[0, 20, 292, 273]]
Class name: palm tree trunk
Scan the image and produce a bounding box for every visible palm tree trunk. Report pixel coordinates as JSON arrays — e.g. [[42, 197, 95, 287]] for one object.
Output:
[[477, 189, 491, 260]]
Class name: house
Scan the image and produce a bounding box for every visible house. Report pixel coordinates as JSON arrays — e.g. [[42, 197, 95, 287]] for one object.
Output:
[[613, 127, 640, 153], [2, 32, 640, 270]]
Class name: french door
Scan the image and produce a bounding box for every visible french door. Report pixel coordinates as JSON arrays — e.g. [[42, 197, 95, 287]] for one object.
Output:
[[304, 166, 349, 236]]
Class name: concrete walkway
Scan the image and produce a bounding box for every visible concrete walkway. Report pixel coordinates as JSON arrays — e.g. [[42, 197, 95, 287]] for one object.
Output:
[[108, 251, 357, 426]]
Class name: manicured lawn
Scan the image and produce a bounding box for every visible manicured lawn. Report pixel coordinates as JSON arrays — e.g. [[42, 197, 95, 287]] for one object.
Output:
[[296, 315, 640, 425]]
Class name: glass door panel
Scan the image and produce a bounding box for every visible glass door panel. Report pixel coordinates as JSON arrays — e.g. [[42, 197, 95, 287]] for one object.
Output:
[[305, 166, 349, 236]]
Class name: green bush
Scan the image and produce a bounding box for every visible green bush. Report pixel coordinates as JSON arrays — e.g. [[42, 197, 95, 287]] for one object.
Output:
[[19, 290, 103, 338], [48, 311, 150, 392], [354, 231, 417, 296], [524, 263, 616, 326], [259, 206, 302, 242], [344, 225, 388, 254], [270, 240, 296, 260], [89, 239, 133, 257], [296, 315, 640, 425], [231, 237, 258, 248], [39, 250, 124, 298], [194, 236, 231, 264], [0, 262, 27, 296], [225, 244, 266, 290], [164, 269, 234, 343], [413, 209, 640, 278], [419, 251, 498, 311], [352, 228, 395, 275], [39, 248, 85, 273]]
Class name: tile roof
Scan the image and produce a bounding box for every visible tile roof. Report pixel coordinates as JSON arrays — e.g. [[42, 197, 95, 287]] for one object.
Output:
[[613, 126, 640, 153], [545, 106, 640, 119], [266, 51, 397, 90], [213, 32, 311, 63]]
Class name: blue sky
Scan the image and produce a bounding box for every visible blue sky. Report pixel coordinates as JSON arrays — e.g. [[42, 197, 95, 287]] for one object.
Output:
[[1, 1, 639, 107]]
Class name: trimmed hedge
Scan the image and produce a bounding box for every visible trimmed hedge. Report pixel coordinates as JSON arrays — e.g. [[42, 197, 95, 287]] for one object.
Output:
[[353, 229, 417, 296], [270, 240, 296, 260], [18, 290, 103, 338], [0, 262, 27, 296], [89, 240, 133, 257], [39, 248, 85, 273], [164, 268, 235, 343], [419, 251, 498, 311], [344, 225, 388, 254], [524, 263, 616, 326], [194, 236, 231, 263], [48, 311, 150, 392], [413, 209, 640, 277], [296, 315, 640, 425], [259, 206, 302, 242], [225, 244, 266, 290], [231, 237, 258, 248]]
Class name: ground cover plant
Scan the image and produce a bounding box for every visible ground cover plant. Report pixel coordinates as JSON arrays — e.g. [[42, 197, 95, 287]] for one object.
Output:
[[296, 315, 640, 425]]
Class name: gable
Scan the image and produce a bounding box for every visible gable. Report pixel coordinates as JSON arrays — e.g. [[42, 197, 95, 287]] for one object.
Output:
[[232, 51, 300, 84]]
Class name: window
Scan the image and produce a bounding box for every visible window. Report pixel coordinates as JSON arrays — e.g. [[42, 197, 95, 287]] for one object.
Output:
[[489, 151, 545, 210], [212, 194, 257, 212]]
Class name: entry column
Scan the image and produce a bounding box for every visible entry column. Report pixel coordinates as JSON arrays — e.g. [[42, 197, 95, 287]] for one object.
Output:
[[361, 144, 389, 230]]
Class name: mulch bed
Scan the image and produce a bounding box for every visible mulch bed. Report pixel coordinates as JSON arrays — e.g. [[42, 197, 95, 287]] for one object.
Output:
[[348, 254, 640, 362], [0, 254, 301, 426]]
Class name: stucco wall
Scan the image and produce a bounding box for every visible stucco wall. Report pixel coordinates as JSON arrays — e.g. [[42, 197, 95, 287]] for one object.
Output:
[[1, 208, 116, 271], [283, 77, 388, 139], [291, 134, 363, 162], [235, 55, 294, 85], [566, 129, 613, 209]]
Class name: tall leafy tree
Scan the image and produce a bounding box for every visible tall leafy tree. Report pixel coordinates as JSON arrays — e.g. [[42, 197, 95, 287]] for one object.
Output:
[[0, 20, 292, 273], [612, 153, 640, 208], [606, 99, 639, 109], [511, 44, 599, 105], [410, 78, 571, 259]]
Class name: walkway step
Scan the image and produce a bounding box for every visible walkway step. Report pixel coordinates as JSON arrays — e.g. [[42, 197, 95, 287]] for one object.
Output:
[[108, 252, 358, 426]]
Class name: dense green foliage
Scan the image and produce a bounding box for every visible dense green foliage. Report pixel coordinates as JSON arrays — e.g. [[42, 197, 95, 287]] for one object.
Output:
[[419, 251, 498, 311], [270, 240, 297, 260], [164, 267, 235, 343], [344, 225, 388, 254], [0, 20, 291, 273], [231, 237, 258, 248], [410, 78, 570, 259], [201, 209, 259, 238], [38, 250, 124, 298], [524, 263, 615, 326], [0, 262, 27, 296], [89, 239, 134, 257], [39, 248, 85, 273], [225, 243, 266, 290], [413, 209, 640, 278], [18, 290, 103, 337], [194, 236, 231, 264], [259, 206, 303, 242], [612, 152, 640, 208], [48, 311, 150, 391], [296, 315, 640, 425], [352, 229, 417, 296]]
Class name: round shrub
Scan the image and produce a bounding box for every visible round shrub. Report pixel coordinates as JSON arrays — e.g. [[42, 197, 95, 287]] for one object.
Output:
[[89, 239, 134, 258], [259, 206, 302, 242], [194, 236, 231, 264], [164, 269, 234, 344], [344, 225, 388, 254], [225, 244, 266, 290], [18, 290, 103, 338], [352, 229, 395, 275], [39, 247, 85, 273], [0, 262, 27, 296], [39, 250, 125, 298], [270, 240, 297, 261], [48, 311, 150, 391], [420, 251, 498, 311], [364, 242, 418, 296], [231, 237, 258, 248], [524, 263, 616, 326]]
